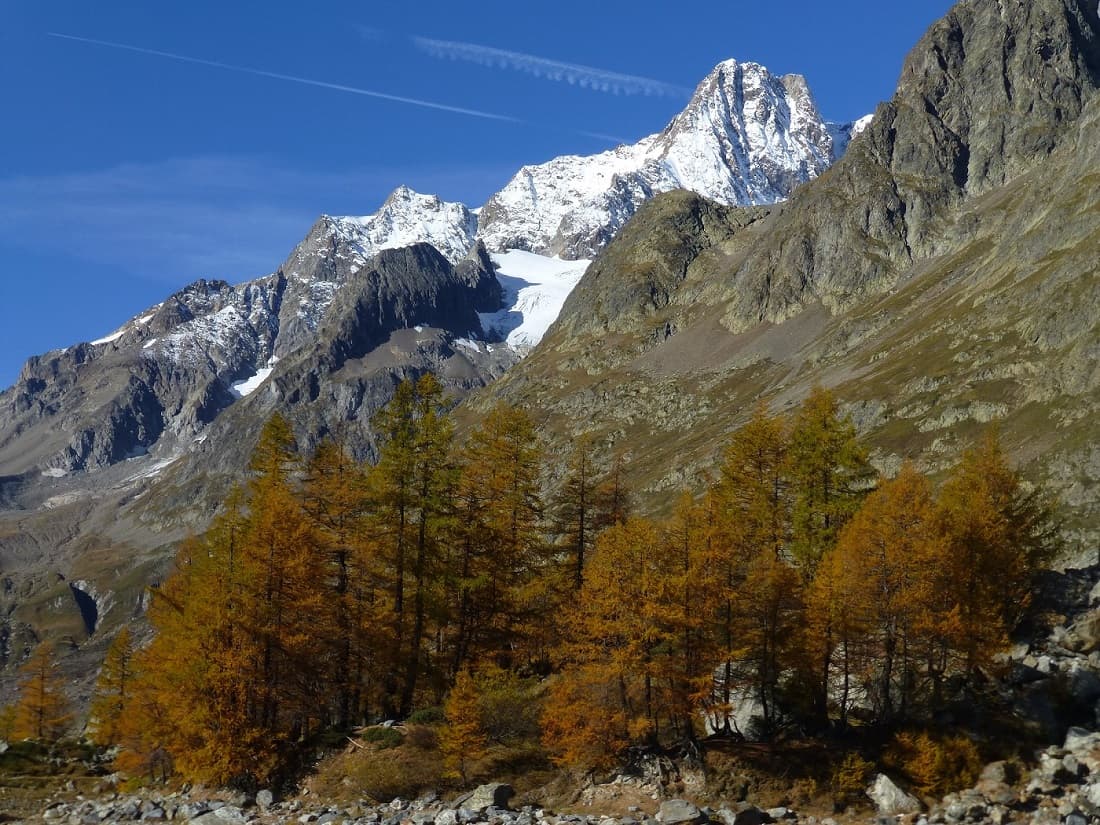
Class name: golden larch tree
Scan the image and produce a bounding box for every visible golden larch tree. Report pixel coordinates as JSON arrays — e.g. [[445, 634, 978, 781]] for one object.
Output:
[[88, 626, 137, 746], [440, 668, 487, 783], [13, 643, 71, 742]]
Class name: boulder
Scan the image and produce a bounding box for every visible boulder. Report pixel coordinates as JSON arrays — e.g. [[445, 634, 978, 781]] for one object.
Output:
[[974, 780, 1017, 806], [1068, 611, 1100, 653], [176, 802, 211, 821], [1038, 752, 1079, 784], [715, 806, 770, 825], [866, 774, 921, 815], [462, 783, 515, 813], [1066, 727, 1100, 754], [980, 761, 1020, 786], [189, 814, 235, 825], [256, 789, 275, 810], [187, 807, 246, 825], [656, 800, 706, 825]]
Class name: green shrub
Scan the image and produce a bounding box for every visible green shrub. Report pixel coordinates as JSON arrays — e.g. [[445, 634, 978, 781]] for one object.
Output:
[[407, 706, 446, 726], [361, 726, 403, 750]]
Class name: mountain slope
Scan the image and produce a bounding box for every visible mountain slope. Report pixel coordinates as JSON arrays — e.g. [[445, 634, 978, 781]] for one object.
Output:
[[0, 241, 514, 682], [465, 0, 1100, 557]]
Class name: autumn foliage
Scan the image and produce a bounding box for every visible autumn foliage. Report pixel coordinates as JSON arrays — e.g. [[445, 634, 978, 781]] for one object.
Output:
[[12, 643, 71, 742], [77, 378, 1056, 785]]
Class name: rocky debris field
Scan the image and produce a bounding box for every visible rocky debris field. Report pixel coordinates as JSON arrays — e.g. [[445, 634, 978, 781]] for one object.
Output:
[[19, 730, 1100, 825]]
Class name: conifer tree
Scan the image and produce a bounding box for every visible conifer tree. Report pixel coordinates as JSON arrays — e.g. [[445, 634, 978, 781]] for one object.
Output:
[[716, 404, 790, 560], [441, 669, 487, 783], [549, 517, 680, 758], [805, 543, 875, 728], [118, 417, 327, 785], [241, 415, 325, 739], [932, 430, 1058, 677], [554, 438, 599, 592], [13, 643, 71, 742], [370, 374, 456, 716], [594, 452, 632, 531], [708, 405, 804, 733], [89, 626, 136, 746], [730, 549, 803, 731], [826, 464, 938, 721], [787, 386, 875, 578], [542, 662, 632, 770], [303, 439, 373, 728], [452, 404, 545, 669], [693, 486, 751, 734], [663, 494, 721, 741]]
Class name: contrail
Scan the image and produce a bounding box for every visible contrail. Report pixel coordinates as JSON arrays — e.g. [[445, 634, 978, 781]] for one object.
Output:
[[48, 32, 522, 124], [412, 36, 690, 99]]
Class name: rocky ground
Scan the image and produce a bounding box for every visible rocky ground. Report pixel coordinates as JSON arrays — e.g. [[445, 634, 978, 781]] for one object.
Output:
[[17, 737, 1100, 825]]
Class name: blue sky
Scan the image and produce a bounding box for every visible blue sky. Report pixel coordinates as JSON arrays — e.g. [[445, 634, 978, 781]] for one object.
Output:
[[0, 1, 954, 388]]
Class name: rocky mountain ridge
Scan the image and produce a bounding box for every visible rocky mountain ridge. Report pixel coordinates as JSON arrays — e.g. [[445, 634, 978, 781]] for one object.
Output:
[[467, 0, 1100, 554], [0, 52, 851, 482]]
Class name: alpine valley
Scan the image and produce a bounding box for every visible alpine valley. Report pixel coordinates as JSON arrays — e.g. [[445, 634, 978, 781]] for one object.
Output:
[[0, 0, 1098, 742]]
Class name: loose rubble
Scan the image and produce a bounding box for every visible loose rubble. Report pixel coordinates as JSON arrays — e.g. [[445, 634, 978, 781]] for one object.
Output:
[[18, 728, 1100, 825]]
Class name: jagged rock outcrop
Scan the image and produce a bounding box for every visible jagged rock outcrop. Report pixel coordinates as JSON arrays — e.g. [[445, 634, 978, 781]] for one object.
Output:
[[548, 192, 770, 347], [716, 0, 1100, 330]]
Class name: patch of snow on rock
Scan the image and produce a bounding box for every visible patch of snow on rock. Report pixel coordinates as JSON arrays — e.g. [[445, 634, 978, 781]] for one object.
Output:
[[230, 366, 275, 399], [89, 328, 126, 346]]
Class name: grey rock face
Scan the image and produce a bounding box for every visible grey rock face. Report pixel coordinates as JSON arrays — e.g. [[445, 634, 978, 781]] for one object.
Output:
[[322, 243, 500, 369], [0, 231, 501, 476], [550, 192, 769, 347], [459, 783, 515, 813], [720, 0, 1100, 331]]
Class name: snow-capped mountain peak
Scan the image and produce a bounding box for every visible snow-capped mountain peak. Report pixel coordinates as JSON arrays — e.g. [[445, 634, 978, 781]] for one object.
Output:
[[36, 56, 863, 446], [333, 186, 478, 266], [474, 57, 848, 260]]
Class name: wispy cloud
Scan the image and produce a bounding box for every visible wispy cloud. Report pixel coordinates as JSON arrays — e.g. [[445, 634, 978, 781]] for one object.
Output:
[[48, 32, 522, 124], [0, 156, 521, 285], [0, 158, 315, 284], [412, 36, 690, 99]]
